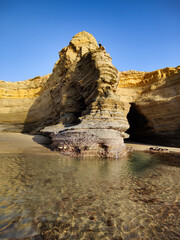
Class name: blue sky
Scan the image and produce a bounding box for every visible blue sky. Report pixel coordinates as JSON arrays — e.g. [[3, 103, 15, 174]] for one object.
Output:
[[1, 0, 180, 82]]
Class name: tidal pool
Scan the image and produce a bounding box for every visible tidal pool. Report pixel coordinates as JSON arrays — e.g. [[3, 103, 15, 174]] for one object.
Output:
[[0, 151, 179, 240]]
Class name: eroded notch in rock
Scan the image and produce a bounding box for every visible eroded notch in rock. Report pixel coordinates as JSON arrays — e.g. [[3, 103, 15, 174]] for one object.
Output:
[[126, 103, 148, 141]]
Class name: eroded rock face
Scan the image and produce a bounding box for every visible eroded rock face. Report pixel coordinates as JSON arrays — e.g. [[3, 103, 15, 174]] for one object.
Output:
[[118, 67, 180, 146], [0, 31, 180, 157], [0, 75, 51, 132], [41, 32, 128, 157]]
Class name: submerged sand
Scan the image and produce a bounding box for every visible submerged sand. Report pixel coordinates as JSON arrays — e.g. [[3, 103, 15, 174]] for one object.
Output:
[[0, 133, 180, 154]]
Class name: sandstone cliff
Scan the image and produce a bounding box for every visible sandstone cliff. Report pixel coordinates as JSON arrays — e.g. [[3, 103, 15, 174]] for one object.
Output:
[[118, 67, 180, 146], [0, 31, 180, 157], [0, 75, 50, 132]]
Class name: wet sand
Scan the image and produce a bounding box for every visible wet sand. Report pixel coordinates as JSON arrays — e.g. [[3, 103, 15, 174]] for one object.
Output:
[[126, 141, 180, 153], [0, 133, 180, 154], [0, 133, 53, 154]]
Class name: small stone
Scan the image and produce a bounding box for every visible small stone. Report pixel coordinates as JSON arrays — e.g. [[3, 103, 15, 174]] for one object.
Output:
[[106, 218, 114, 227], [89, 216, 96, 220]]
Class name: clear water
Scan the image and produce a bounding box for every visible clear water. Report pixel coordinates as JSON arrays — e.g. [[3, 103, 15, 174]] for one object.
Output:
[[0, 152, 179, 240]]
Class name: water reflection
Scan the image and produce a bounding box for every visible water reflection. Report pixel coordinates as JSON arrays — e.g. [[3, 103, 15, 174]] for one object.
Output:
[[128, 152, 159, 174], [0, 152, 179, 239]]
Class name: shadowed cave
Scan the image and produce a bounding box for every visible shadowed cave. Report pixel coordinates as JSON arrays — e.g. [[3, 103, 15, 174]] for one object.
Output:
[[126, 103, 149, 142]]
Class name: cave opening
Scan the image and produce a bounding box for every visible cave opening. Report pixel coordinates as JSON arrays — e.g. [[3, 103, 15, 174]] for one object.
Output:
[[125, 103, 148, 142]]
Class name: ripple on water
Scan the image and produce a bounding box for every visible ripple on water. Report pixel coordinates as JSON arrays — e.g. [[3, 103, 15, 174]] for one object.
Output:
[[0, 151, 180, 239]]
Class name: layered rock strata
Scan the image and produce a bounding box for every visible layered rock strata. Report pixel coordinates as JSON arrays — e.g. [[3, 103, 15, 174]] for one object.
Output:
[[118, 67, 180, 146], [0, 75, 50, 132], [0, 31, 180, 157], [41, 32, 129, 157]]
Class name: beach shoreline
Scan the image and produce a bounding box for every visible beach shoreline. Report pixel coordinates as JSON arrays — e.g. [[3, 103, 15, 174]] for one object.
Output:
[[0, 133, 180, 155], [0, 132, 53, 154], [125, 141, 180, 154]]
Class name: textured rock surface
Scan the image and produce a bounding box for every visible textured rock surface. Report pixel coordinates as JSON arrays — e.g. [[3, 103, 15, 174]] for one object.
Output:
[[0, 31, 180, 157], [41, 32, 128, 157], [0, 75, 51, 132], [118, 67, 180, 146]]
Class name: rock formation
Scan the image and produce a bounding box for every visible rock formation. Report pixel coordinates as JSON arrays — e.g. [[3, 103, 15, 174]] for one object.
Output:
[[0, 75, 50, 132], [0, 31, 180, 157], [118, 67, 180, 147]]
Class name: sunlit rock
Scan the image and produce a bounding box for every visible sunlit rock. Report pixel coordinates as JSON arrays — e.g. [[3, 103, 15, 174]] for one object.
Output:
[[0, 31, 180, 157]]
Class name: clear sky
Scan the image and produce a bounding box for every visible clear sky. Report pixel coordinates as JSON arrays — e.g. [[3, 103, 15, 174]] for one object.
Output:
[[1, 0, 180, 82]]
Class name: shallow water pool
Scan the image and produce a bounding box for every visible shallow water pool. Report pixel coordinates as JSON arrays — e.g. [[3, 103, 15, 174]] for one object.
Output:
[[0, 151, 179, 239]]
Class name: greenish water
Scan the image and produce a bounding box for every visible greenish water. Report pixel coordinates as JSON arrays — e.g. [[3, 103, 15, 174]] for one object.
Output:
[[0, 152, 179, 240]]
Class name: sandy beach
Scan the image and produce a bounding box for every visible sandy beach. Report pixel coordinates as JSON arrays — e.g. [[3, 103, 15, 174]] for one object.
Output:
[[125, 141, 180, 153], [0, 133, 180, 154], [0, 133, 53, 154]]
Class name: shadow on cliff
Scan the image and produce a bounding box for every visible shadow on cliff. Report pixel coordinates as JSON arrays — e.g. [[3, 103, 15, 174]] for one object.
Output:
[[22, 52, 100, 140], [22, 74, 60, 134], [126, 103, 150, 142], [125, 101, 180, 147], [21, 74, 60, 150], [22, 50, 180, 149]]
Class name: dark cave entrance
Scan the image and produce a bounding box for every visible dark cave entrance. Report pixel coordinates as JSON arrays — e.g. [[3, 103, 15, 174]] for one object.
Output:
[[125, 103, 148, 142]]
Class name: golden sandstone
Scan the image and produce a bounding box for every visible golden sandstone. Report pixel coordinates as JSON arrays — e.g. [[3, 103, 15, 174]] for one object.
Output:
[[0, 32, 180, 157]]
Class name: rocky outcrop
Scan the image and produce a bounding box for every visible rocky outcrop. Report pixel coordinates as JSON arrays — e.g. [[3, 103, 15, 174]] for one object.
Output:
[[118, 67, 180, 146], [0, 31, 180, 157], [0, 75, 50, 132], [41, 32, 128, 157]]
